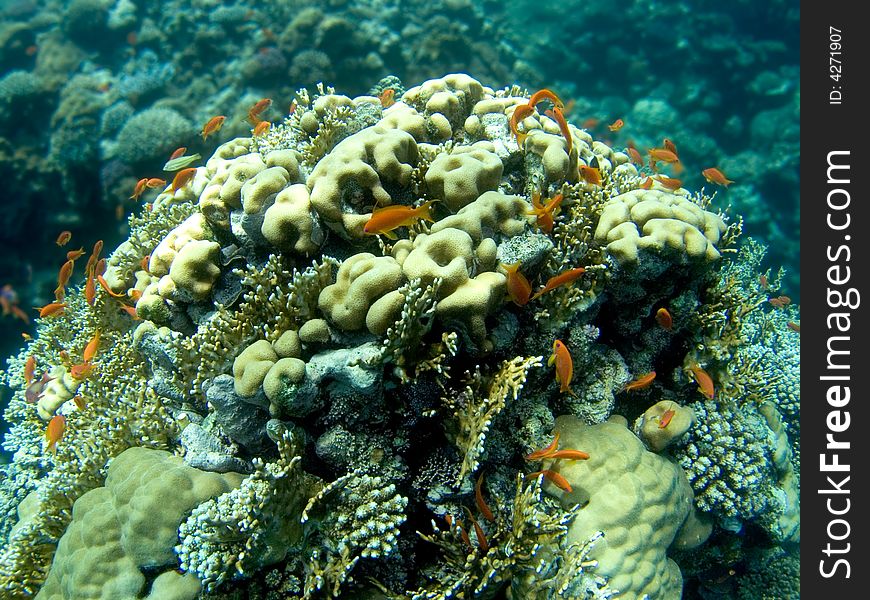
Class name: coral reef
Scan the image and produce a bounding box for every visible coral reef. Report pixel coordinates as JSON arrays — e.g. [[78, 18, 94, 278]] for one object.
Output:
[[0, 73, 798, 599]]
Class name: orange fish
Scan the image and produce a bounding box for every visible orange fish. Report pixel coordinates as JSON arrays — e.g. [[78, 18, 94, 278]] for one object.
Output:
[[502, 263, 532, 307], [363, 200, 437, 239], [547, 107, 573, 154], [45, 415, 66, 453], [624, 371, 656, 392], [83, 330, 101, 363], [172, 167, 197, 193], [759, 274, 769, 290], [639, 177, 653, 190], [97, 275, 125, 298], [528, 89, 564, 111], [510, 103, 535, 146], [690, 365, 715, 399], [169, 147, 187, 160], [57, 260, 74, 289], [35, 303, 66, 318], [526, 192, 563, 233], [525, 433, 561, 461], [25, 45, 38, 56], [607, 118, 624, 132], [463, 506, 489, 553], [288, 100, 297, 115], [655, 307, 673, 330], [531, 267, 585, 301], [25, 372, 51, 404], [73, 395, 87, 411], [787, 321, 800, 333], [648, 148, 680, 163], [769, 295, 791, 308], [475, 473, 495, 523], [548, 339, 574, 395], [654, 175, 683, 191], [55, 231, 72, 246], [247, 99, 272, 124], [578, 165, 601, 186], [91, 240, 103, 260], [145, 178, 166, 189], [627, 144, 644, 166], [70, 362, 94, 380], [201, 115, 226, 140], [663, 138, 678, 156], [659, 409, 676, 429], [67, 248, 85, 261], [130, 178, 148, 200], [140, 255, 151, 272], [581, 117, 599, 130], [527, 469, 572, 493], [129, 289, 143, 302], [118, 304, 140, 320], [379, 88, 396, 108], [85, 270, 96, 306], [253, 120, 271, 136], [24, 356, 36, 386], [702, 167, 734, 186]]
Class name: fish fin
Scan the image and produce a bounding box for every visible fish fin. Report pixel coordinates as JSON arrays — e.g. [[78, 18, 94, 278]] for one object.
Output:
[[418, 199, 438, 223], [381, 230, 398, 240]]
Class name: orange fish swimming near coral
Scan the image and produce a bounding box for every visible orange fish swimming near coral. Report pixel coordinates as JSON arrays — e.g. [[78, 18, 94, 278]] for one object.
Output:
[[607, 118, 624, 132], [548, 339, 574, 395], [527, 192, 563, 234], [690, 365, 715, 399], [35, 302, 66, 318], [624, 371, 656, 392], [528, 89, 564, 111], [45, 415, 66, 453], [247, 99, 272, 125], [702, 167, 734, 186], [201, 115, 226, 140], [501, 263, 532, 307], [83, 330, 101, 363], [252, 121, 271, 136], [526, 469, 573, 493], [509, 103, 535, 147], [171, 167, 197, 193], [578, 165, 601, 186], [655, 307, 673, 330], [130, 178, 148, 200], [55, 231, 72, 246], [363, 200, 437, 239], [530, 267, 585, 301], [379, 88, 396, 108]]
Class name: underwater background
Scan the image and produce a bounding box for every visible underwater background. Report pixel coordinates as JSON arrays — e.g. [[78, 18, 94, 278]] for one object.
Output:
[[0, 0, 799, 599]]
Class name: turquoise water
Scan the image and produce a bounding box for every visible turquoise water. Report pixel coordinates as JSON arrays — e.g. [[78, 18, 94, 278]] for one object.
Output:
[[0, 1, 799, 598]]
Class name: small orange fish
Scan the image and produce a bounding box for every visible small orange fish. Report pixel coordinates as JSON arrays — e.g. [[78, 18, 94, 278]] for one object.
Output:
[[247, 99, 272, 125], [25, 45, 38, 57], [528, 89, 564, 111], [45, 415, 66, 453], [73, 395, 87, 411], [129, 289, 143, 302], [655, 307, 673, 330], [91, 240, 103, 260], [171, 167, 197, 193], [97, 275, 125, 298], [624, 371, 656, 392], [67, 248, 85, 261], [57, 260, 74, 290], [25, 372, 51, 403], [201, 115, 226, 140], [759, 274, 769, 290], [578, 165, 601, 186], [169, 147, 187, 160], [607, 118, 624, 132], [55, 231, 72, 246], [83, 330, 101, 363], [639, 177, 654, 190], [145, 178, 166, 189], [525, 433, 561, 461], [581, 117, 599, 130], [24, 356, 36, 386], [550, 107, 573, 154], [690, 365, 715, 399], [118, 304, 140, 320], [253, 121, 271, 136], [363, 200, 437, 239], [95, 258, 107, 277], [548, 339, 574, 395], [526, 192, 562, 233], [35, 303, 67, 318], [288, 100, 297, 115], [130, 178, 148, 200], [475, 473, 495, 522], [530, 267, 585, 301], [70, 362, 94, 380], [527, 469, 572, 493], [126, 31, 138, 46], [549, 449, 591, 460], [659, 409, 676, 429], [702, 167, 734, 186], [466, 509, 489, 553], [85, 271, 96, 306], [787, 321, 800, 333], [663, 138, 678, 156], [654, 175, 683, 191], [648, 148, 680, 163], [502, 263, 532, 307], [379, 88, 396, 108], [510, 103, 535, 147], [769, 295, 791, 308], [627, 144, 644, 166]]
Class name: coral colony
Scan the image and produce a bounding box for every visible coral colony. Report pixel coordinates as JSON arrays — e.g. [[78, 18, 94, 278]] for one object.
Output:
[[0, 75, 799, 599]]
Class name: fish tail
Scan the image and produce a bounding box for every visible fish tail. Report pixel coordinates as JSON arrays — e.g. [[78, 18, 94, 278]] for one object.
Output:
[[417, 199, 438, 223]]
